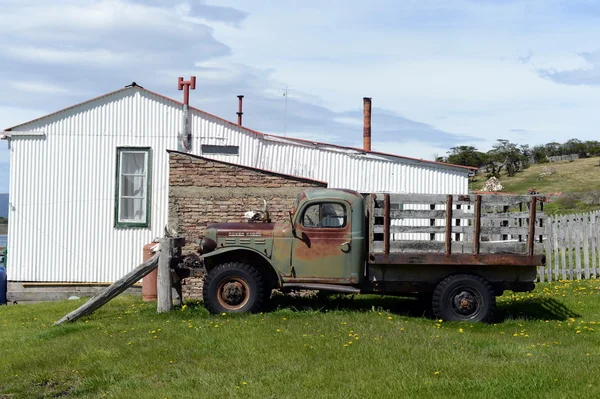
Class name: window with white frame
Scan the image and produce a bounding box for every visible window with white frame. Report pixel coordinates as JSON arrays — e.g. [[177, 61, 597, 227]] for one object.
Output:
[[115, 147, 151, 228]]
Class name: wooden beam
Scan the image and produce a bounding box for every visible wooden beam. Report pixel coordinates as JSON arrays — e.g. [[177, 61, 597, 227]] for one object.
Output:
[[383, 194, 390, 258], [527, 196, 537, 256], [445, 195, 453, 257], [473, 195, 482, 255], [54, 253, 159, 325]]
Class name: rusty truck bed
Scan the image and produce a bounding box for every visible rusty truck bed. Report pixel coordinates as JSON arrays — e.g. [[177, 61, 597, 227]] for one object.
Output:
[[367, 193, 546, 267]]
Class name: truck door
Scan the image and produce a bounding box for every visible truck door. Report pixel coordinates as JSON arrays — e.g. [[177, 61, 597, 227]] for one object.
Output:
[[290, 201, 356, 284]]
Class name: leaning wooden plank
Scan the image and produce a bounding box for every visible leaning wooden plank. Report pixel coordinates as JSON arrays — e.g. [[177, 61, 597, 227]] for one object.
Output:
[[54, 253, 160, 325]]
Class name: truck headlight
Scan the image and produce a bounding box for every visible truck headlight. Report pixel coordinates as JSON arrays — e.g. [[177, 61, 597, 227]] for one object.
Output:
[[200, 237, 217, 254]]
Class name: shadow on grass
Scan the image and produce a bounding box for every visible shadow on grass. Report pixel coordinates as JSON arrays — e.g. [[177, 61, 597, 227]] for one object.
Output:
[[269, 293, 433, 319], [496, 297, 580, 322], [267, 293, 581, 322]]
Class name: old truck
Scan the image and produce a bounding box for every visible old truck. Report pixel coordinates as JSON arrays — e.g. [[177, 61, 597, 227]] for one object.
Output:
[[197, 188, 545, 322]]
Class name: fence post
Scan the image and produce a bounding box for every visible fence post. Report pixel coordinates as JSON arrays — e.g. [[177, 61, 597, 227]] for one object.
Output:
[[583, 214, 590, 279], [544, 216, 552, 282]]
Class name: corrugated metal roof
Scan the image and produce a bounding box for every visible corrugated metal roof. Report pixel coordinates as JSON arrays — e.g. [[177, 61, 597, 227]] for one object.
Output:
[[2, 84, 477, 172]]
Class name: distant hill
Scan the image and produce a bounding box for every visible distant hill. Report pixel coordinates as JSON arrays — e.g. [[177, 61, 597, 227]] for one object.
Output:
[[473, 156, 600, 214], [0, 193, 8, 218], [474, 156, 600, 194]]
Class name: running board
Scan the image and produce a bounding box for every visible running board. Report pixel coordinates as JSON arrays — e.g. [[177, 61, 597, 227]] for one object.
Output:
[[281, 283, 360, 294]]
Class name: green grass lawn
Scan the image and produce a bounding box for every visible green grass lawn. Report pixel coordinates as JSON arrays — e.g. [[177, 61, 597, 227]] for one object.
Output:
[[2, 281, 600, 399]]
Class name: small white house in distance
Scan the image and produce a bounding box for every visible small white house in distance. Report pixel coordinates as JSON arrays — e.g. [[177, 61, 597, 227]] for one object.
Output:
[[1, 82, 474, 283]]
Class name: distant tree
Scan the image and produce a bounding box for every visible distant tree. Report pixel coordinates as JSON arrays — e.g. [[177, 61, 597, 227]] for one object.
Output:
[[585, 140, 600, 157], [561, 138, 587, 158], [531, 145, 549, 163], [544, 142, 562, 157], [486, 139, 527, 177], [444, 146, 488, 168], [519, 144, 531, 169]]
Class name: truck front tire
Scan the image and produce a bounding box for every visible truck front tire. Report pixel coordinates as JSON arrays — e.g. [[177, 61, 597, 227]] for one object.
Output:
[[432, 274, 496, 322], [203, 262, 265, 314]]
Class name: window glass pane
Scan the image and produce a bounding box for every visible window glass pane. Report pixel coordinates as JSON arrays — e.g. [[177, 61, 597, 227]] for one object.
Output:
[[201, 145, 239, 155], [303, 204, 320, 227], [121, 175, 145, 197], [122, 152, 146, 174], [321, 203, 346, 228], [120, 198, 145, 221]]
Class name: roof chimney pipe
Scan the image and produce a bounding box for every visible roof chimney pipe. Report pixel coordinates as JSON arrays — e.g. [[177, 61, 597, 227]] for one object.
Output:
[[237, 95, 244, 126], [363, 97, 372, 152]]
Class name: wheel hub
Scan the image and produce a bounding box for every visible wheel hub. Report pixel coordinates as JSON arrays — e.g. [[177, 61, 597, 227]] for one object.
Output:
[[453, 291, 478, 315], [222, 282, 245, 305]]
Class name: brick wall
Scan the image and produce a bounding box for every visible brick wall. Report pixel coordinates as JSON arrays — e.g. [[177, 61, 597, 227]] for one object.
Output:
[[169, 151, 327, 250], [168, 151, 327, 298]]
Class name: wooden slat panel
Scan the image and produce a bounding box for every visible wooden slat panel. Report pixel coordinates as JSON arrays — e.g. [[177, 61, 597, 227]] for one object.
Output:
[[372, 240, 541, 255], [373, 225, 545, 235], [480, 241, 543, 255], [374, 226, 447, 234], [480, 226, 545, 235], [480, 212, 544, 219], [380, 193, 538, 206], [373, 209, 475, 219], [373, 240, 465, 253]]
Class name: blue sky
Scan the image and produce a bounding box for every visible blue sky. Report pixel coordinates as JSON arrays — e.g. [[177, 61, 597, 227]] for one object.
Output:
[[2, 0, 600, 193]]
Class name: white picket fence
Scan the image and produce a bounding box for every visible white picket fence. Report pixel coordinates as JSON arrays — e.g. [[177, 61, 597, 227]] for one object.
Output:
[[538, 210, 600, 282]]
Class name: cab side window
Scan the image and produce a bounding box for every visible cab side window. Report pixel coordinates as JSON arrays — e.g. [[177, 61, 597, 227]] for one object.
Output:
[[302, 203, 346, 228]]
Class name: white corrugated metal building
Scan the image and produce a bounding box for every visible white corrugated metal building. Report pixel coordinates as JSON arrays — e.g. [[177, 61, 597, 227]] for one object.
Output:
[[1, 83, 473, 282]]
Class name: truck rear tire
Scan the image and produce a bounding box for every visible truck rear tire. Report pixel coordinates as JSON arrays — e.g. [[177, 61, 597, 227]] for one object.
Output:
[[203, 262, 265, 314], [432, 274, 496, 322]]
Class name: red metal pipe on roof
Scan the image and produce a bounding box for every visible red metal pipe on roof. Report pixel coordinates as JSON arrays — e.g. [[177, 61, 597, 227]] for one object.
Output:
[[363, 97, 372, 152], [177, 76, 196, 105]]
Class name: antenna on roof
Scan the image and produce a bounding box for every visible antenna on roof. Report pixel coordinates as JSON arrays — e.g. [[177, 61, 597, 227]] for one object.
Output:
[[283, 84, 288, 136]]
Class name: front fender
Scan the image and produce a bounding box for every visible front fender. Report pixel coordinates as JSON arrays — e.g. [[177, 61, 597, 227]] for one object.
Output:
[[200, 247, 283, 287]]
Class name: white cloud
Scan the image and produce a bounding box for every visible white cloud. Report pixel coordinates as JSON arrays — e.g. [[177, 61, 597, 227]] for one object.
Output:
[[2, 0, 600, 187], [11, 81, 71, 95], [5, 47, 134, 67]]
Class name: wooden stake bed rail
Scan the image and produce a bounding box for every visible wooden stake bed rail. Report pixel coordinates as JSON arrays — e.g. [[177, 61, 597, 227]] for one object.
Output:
[[367, 193, 545, 266]]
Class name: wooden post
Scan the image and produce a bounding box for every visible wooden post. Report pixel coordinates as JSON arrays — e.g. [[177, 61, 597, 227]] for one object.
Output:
[[445, 195, 453, 257], [473, 195, 481, 255], [157, 238, 174, 313], [527, 196, 537, 257], [383, 194, 390, 258]]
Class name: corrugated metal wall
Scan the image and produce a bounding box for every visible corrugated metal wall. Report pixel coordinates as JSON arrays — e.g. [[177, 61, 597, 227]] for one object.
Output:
[[8, 89, 180, 282], [7, 87, 469, 282]]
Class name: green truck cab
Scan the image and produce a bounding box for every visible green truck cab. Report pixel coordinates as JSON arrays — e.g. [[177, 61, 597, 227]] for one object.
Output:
[[199, 188, 545, 322]]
